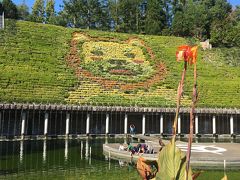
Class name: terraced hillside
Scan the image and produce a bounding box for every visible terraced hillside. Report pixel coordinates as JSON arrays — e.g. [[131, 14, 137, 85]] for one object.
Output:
[[0, 20, 240, 108]]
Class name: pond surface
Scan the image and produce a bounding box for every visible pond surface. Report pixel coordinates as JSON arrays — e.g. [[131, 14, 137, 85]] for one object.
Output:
[[0, 138, 239, 180]]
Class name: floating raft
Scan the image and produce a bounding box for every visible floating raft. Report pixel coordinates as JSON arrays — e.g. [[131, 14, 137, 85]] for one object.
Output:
[[103, 135, 240, 170]]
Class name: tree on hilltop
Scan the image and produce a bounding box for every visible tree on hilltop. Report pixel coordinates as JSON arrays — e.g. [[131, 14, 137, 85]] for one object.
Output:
[[17, 0, 29, 20], [145, 0, 167, 35], [1, 0, 18, 19], [63, 0, 110, 30], [31, 0, 45, 23], [46, 0, 55, 24]]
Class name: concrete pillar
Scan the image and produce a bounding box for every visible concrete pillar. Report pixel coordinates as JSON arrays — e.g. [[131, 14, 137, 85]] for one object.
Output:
[[44, 113, 48, 136], [142, 114, 146, 135], [177, 115, 181, 134], [106, 114, 109, 134], [21, 112, 26, 138], [212, 115, 216, 134], [160, 114, 163, 134], [230, 115, 234, 135], [66, 113, 70, 136], [86, 114, 90, 134], [195, 115, 199, 134], [124, 114, 128, 134]]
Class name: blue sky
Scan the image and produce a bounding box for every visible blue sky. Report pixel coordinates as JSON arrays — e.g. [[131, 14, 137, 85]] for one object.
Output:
[[13, 0, 64, 12], [12, 0, 240, 13]]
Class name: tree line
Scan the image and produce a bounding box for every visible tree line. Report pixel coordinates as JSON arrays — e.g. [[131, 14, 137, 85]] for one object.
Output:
[[1, 0, 240, 47]]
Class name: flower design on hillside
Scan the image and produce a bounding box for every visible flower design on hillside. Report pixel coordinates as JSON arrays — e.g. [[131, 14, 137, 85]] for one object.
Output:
[[66, 32, 166, 91], [81, 41, 155, 82], [65, 32, 192, 106]]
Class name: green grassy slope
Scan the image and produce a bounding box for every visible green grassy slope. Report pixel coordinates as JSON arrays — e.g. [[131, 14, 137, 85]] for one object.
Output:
[[0, 20, 77, 103], [0, 20, 240, 108]]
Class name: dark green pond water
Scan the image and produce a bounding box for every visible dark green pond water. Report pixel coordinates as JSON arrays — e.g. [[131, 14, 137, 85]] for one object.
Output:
[[0, 138, 239, 180]]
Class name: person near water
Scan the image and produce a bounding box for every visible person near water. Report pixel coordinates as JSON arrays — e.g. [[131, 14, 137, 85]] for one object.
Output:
[[119, 143, 125, 151], [130, 124, 135, 134]]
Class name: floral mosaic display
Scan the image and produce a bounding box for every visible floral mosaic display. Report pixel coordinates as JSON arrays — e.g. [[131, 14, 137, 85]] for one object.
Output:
[[65, 32, 191, 106]]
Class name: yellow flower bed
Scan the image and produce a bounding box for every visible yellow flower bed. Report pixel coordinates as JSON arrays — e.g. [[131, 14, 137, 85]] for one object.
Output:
[[82, 41, 147, 64], [67, 81, 191, 106]]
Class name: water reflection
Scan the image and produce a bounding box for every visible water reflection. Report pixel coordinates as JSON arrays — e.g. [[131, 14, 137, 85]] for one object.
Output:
[[19, 140, 23, 164], [0, 138, 239, 179], [64, 139, 68, 161], [43, 140, 46, 163], [0, 138, 134, 179]]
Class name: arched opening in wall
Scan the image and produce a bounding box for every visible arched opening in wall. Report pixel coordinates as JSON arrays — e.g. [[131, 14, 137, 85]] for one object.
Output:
[[198, 113, 212, 134], [109, 111, 124, 134], [69, 111, 87, 135], [25, 110, 44, 136], [216, 114, 230, 134], [233, 114, 240, 134], [127, 113, 142, 134], [0, 109, 21, 137], [48, 110, 66, 136], [145, 112, 160, 134], [163, 113, 174, 134], [181, 113, 190, 134], [90, 112, 106, 134]]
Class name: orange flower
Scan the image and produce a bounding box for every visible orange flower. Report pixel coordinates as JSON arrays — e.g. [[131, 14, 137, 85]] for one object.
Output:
[[190, 46, 198, 65], [176, 45, 198, 65]]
